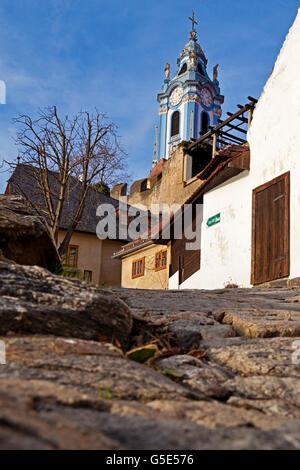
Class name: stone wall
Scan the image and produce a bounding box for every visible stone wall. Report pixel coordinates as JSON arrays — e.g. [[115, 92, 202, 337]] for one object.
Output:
[[111, 145, 203, 210]]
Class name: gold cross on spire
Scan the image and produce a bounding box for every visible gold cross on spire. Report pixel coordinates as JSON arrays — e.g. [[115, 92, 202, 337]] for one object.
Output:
[[188, 11, 198, 30]]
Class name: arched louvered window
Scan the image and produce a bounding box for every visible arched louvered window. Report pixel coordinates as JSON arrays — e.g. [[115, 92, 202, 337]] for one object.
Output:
[[171, 111, 180, 137], [200, 112, 209, 136], [178, 63, 187, 76]]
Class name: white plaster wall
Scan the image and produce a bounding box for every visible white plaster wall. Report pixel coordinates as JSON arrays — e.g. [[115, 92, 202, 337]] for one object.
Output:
[[169, 271, 179, 289], [180, 9, 300, 290], [181, 172, 252, 289]]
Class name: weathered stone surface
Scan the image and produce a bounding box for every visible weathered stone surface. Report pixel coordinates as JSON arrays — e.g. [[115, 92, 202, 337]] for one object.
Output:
[[156, 355, 233, 399], [207, 337, 300, 377], [0, 336, 200, 403], [1, 283, 300, 449], [224, 376, 300, 405], [0, 195, 59, 270], [1, 335, 299, 450], [146, 399, 287, 430], [221, 309, 300, 338], [165, 314, 235, 351], [227, 396, 300, 420], [0, 262, 132, 347]]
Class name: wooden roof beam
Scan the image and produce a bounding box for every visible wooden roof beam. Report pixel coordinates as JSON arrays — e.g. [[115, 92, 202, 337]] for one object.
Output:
[[217, 130, 246, 144], [216, 138, 234, 147], [226, 123, 247, 135], [227, 112, 248, 124], [211, 133, 245, 147], [210, 127, 246, 144], [248, 96, 258, 103], [188, 102, 254, 152], [219, 121, 248, 135]]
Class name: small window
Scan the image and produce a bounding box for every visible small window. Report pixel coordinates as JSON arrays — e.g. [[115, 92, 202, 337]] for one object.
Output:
[[155, 249, 168, 271], [83, 270, 92, 282], [63, 245, 79, 267], [141, 179, 148, 192], [171, 111, 180, 137], [178, 63, 187, 76], [197, 63, 204, 75], [132, 257, 145, 279], [200, 112, 209, 136]]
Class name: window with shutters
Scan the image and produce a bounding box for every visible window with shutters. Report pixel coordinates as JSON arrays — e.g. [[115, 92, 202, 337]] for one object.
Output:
[[132, 257, 145, 279]]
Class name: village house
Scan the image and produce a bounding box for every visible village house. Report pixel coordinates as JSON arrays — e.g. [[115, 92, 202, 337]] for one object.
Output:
[[170, 8, 300, 290], [112, 238, 171, 290], [5, 164, 126, 286]]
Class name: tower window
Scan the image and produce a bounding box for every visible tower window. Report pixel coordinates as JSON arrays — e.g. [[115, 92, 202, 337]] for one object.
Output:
[[171, 111, 180, 137], [197, 63, 204, 75], [178, 63, 187, 76], [200, 112, 209, 136]]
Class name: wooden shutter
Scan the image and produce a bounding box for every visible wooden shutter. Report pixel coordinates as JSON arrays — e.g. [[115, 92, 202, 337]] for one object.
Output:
[[183, 250, 201, 282], [251, 172, 290, 285]]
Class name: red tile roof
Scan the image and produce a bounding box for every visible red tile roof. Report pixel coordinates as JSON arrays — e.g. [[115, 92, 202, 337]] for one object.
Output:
[[148, 159, 166, 178]]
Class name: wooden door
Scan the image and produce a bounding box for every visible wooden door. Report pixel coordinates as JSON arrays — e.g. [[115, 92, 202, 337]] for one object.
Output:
[[251, 172, 290, 285]]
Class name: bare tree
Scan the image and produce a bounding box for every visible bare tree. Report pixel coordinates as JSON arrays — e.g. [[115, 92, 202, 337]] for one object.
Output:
[[8, 106, 128, 256]]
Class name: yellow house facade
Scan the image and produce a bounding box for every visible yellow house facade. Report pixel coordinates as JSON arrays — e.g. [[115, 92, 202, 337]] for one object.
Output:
[[113, 240, 171, 290]]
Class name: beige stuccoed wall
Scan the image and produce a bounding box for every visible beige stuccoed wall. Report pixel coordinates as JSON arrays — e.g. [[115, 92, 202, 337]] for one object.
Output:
[[58, 230, 122, 287], [121, 243, 170, 290], [100, 239, 123, 286]]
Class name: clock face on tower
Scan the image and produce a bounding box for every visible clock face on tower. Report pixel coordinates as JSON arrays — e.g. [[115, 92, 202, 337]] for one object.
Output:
[[200, 88, 213, 107], [169, 86, 183, 107]]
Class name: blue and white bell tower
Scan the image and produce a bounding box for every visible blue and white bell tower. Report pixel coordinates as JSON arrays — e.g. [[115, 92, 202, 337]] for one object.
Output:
[[153, 12, 224, 166]]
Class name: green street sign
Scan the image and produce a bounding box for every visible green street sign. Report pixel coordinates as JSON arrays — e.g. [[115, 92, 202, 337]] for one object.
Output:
[[207, 213, 221, 228]]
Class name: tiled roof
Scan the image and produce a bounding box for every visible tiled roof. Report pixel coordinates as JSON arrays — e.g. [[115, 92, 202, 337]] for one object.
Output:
[[148, 159, 166, 178], [8, 164, 124, 239]]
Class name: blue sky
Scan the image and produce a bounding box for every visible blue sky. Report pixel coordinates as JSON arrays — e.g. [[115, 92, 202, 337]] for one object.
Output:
[[0, 0, 299, 192]]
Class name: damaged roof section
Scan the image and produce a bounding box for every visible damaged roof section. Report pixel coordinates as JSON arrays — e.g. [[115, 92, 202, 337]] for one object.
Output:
[[184, 97, 256, 188], [196, 143, 250, 191], [187, 97, 257, 156]]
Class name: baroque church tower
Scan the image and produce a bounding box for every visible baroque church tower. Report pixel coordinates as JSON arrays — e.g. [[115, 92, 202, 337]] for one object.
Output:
[[153, 13, 224, 166]]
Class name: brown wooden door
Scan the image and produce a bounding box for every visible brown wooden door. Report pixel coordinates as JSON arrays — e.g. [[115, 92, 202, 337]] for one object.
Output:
[[252, 172, 290, 285]]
